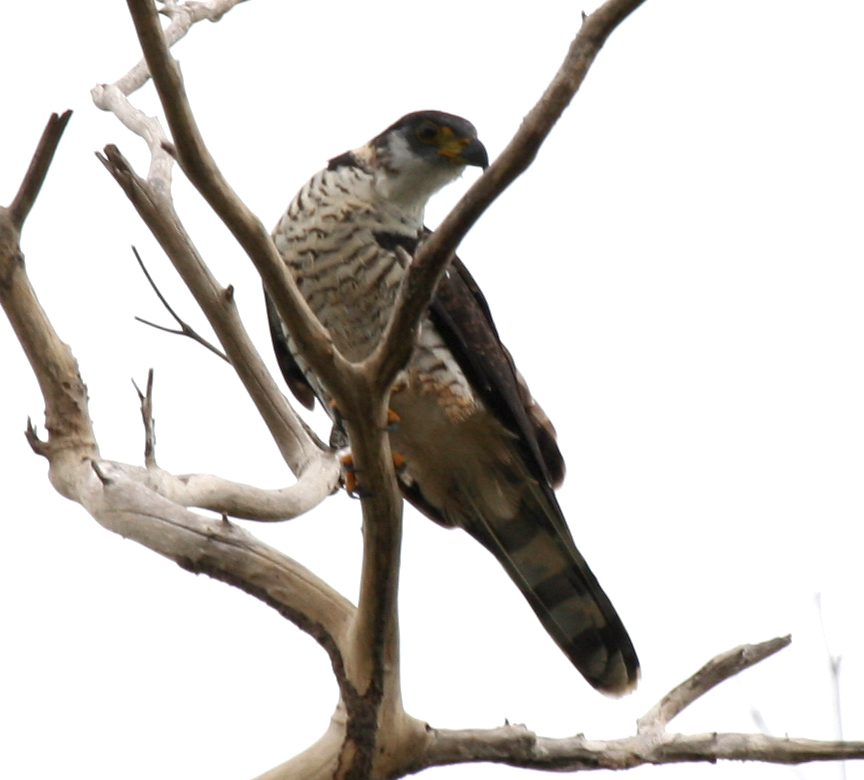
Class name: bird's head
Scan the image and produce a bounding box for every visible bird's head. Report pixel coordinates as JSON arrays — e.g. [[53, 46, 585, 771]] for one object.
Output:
[[375, 111, 488, 170], [366, 110, 488, 216]]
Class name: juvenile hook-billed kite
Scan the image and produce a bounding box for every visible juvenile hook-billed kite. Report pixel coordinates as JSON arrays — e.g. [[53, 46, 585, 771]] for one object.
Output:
[[268, 111, 639, 694]]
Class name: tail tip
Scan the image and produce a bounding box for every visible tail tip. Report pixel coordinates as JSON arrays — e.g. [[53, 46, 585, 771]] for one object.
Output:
[[593, 654, 640, 697]]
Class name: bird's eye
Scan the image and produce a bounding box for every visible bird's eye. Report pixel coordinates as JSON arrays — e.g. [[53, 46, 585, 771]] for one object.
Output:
[[416, 122, 439, 143]]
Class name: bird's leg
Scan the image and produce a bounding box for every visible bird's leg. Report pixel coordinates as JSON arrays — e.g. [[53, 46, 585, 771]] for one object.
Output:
[[340, 452, 370, 498], [336, 378, 408, 497], [383, 375, 408, 432], [339, 451, 407, 498], [329, 397, 402, 433]]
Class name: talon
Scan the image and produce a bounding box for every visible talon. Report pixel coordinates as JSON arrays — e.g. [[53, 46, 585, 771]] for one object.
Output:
[[383, 408, 401, 432], [340, 453, 374, 498], [340, 453, 358, 495], [339, 452, 406, 496]]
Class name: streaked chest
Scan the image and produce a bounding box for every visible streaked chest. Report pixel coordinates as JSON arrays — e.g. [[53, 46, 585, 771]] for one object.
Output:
[[273, 166, 478, 415]]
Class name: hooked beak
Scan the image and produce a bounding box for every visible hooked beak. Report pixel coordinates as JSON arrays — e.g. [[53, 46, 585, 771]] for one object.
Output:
[[439, 135, 489, 170], [457, 136, 489, 170]]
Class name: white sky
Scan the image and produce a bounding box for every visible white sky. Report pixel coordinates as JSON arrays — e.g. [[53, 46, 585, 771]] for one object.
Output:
[[1, 2, 862, 779]]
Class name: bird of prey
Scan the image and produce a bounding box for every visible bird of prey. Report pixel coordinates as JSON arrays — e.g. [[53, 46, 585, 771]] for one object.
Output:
[[267, 111, 639, 695]]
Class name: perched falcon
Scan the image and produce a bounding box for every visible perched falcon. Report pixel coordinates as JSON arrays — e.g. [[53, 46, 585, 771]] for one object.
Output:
[[268, 111, 639, 695]]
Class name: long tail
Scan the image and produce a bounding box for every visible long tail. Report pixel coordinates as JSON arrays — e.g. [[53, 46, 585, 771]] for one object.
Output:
[[464, 483, 639, 695]]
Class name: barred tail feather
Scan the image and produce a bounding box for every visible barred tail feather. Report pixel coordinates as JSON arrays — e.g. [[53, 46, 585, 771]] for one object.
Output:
[[465, 487, 639, 695]]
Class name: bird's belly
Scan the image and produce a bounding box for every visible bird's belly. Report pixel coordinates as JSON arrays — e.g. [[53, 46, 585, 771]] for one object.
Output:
[[389, 381, 523, 526]]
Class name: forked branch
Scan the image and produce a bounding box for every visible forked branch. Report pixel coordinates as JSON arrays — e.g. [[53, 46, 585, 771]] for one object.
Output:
[[120, 7, 411, 778], [0, 115, 353, 662], [417, 637, 864, 774], [132, 246, 229, 362]]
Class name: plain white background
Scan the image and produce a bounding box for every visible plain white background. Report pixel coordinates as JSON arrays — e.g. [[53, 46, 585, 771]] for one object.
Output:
[[1, 2, 862, 779]]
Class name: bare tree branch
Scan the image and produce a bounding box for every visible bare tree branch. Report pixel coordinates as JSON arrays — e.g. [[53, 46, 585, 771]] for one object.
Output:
[[78, 458, 355, 661], [8, 110, 73, 229], [1, 119, 349, 680], [419, 637, 864, 774], [424, 728, 864, 773], [92, 0, 339, 490], [370, 0, 648, 390], [91, 0, 249, 186], [122, 0, 352, 408], [97, 143, 332, 478], [637, 635, 792, 732], [0, 111, 97, 465], [0, 115, 349, 711], [106, 0, 250, 99], [119, 6, 409, 775], [132, 368, 158, 467]]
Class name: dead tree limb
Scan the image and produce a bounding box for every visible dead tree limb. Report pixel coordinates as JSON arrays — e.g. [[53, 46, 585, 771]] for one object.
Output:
[[0, 115, 352, 657], [0, 111, 97, 468], [418, 637, 864, 774], [121, 3, 417, 775]]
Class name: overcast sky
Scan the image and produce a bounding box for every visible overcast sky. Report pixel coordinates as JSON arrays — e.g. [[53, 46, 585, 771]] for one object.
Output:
[[1, 2, 863, 779]]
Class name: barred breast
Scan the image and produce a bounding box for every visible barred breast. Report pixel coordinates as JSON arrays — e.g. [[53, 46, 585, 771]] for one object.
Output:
[[273, 166, 403, 362], [273, 165, 477, 413]]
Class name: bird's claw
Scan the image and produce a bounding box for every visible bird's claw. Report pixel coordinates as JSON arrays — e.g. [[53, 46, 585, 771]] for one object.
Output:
[[340, 453, 365, 498], [340, 451, 407, 497], [383, 408, 401, 432]]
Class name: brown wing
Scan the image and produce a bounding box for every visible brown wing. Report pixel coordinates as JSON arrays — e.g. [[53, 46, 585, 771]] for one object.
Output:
[[266, 238, 565, 490], [429, 255, 565, 490], [265, 290, 316, 410], [420, 254, 638, 695]]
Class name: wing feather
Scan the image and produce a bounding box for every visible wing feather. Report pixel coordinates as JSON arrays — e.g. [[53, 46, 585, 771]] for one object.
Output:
[[265, 290, 316, 410], [430, 254, 565, 490]]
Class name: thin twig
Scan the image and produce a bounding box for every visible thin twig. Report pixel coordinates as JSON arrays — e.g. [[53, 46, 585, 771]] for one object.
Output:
[[638, 636, 792, 732], [132, 246, 229, 361], [132, 368, 158, 467]]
